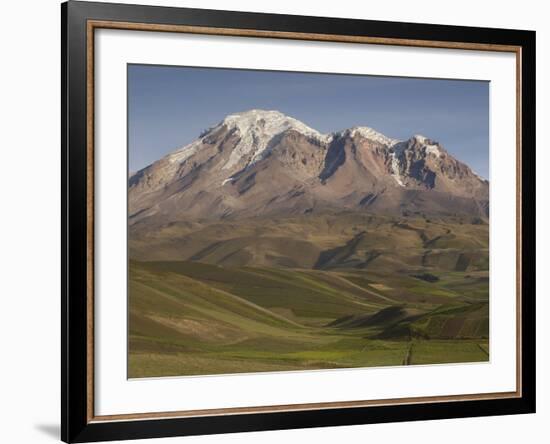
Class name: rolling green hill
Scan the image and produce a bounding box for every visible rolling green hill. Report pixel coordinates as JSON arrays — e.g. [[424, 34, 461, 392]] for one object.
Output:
[[129, 245, 489, 378]]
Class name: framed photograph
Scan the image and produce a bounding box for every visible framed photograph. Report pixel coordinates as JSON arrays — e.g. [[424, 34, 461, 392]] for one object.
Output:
[[62, 1, 536, 442]]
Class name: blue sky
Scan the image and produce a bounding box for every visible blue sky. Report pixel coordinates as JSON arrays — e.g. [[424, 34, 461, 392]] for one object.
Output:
[[128, 64, 489, 178]]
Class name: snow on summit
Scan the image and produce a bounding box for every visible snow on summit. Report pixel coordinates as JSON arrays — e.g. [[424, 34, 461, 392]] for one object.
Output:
[[165, 110, 446, 190], [343, 126, 400, 147], [169, 110, 407, 170], [130, 108, 488, 219], [413, 135, 442, 158], [220, 110, 330, 170]]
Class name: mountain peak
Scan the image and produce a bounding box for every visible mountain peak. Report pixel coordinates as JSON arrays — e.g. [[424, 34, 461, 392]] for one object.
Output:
[[343, 126, 400, 147], [223, 108, 284, 121], [412, 134, 429, 143], [409, 134, 443, 158], [219, 109, 330, 170], [130, 109, 489, 223], [221, 109, 324, 139]]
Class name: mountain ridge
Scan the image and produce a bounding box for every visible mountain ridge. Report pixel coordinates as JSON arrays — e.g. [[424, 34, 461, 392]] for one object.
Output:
[[129, 109, 489, 226]]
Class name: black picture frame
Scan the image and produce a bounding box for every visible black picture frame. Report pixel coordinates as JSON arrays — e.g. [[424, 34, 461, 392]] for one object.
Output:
[[62, 1, 536, 442]]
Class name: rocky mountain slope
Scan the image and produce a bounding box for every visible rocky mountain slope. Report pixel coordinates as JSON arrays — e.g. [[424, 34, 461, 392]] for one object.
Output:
[[129, 109, 489, 228]]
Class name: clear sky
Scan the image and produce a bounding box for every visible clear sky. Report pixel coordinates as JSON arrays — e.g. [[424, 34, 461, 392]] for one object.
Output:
[[128, 64, 489, 178]]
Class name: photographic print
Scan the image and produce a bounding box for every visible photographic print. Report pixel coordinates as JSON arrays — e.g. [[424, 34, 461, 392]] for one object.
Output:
[[127, 65, 490, 378], [63, 5, 535, 440]]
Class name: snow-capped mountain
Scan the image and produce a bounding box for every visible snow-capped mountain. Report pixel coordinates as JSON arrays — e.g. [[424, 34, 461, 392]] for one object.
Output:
[[129, 109, 488, 225]]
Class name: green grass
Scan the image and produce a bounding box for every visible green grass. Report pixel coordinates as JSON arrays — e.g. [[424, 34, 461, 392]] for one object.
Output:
[[128, 259, 489, 378], [410, 340, 489, 365]]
